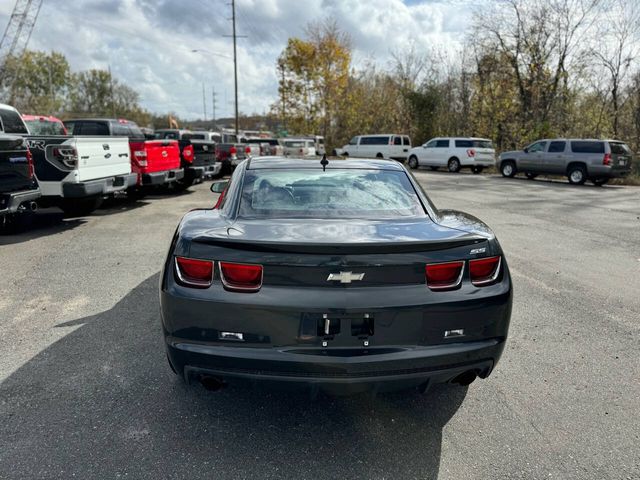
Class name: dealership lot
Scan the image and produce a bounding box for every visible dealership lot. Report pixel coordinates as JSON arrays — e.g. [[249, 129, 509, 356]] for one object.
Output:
[[1, 171, 638, 479]]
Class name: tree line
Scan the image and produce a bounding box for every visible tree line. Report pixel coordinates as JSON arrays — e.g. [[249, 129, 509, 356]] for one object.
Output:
[[274, 0, 640, 167]]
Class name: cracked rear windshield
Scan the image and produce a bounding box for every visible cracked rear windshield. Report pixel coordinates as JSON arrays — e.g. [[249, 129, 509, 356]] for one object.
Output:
[[238, 169, 426, 219]]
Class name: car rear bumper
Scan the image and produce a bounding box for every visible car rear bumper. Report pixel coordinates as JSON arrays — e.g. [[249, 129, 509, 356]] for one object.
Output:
[[0, 187, 41, 215], [188, 163, 222, 178], [588, 165, 631, 178], [61, 173, 137, 198], [141, 168, 184, 186], [167, 338, 503, 394], [461, 158, 496, 167]]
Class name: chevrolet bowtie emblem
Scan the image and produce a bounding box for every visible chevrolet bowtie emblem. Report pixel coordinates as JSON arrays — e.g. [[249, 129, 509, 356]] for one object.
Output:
[[327, 272, 365, 283]]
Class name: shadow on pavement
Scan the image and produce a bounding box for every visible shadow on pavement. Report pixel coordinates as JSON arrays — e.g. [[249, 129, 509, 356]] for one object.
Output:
[[0, 273, 467, 480], [0, 209, 85, 245]]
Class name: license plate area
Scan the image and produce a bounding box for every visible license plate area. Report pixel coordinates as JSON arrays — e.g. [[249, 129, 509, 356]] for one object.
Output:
[[298, 313, 374, 344]]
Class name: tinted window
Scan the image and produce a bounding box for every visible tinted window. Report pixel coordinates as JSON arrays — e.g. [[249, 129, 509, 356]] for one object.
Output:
[[78, 121, 109, 135], [126, 123, 145, 140], [24, 119, 66, 135], [435, 140, 449, 148], [548, 141, 566, 153], [609, 142, 631, 154], [360, 136, 390, 145], [473, 140, 493, 149], [112, 123, 130, 136], [403, 136, 411, 146], [0, 108, 29, 134], [455, 140, 473, 148], [393, 136, 402, 145], [239, 169, 426, 219], [571, 141, 604, 154], [528, 141, 547, 153]]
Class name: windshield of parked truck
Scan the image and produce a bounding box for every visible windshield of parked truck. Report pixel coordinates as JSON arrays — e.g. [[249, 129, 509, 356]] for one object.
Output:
[[24, 119, 66, 135], [239, 169, 426, 219]]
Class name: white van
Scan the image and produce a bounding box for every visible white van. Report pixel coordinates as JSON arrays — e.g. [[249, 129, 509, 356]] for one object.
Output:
[[304, 135, 325, 155], [407, 137, 496, 173], [335, 134, 411, 161]]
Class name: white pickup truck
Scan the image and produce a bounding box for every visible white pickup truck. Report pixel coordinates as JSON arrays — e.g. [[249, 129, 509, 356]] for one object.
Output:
[[0, 104, 136, 215]]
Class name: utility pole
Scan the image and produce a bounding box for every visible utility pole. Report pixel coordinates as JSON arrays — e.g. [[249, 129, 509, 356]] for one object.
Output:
[[202, 82, 207, 121], [211, 86, 217, 127], [231, 0, 239, 136], [108, 64, 116, 117]]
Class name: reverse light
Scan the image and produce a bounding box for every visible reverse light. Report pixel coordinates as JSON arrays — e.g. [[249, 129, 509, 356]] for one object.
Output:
[[219, 262, 263, 292], [53, 146, 78, 168], [133, 149, 148, 167], [425, 261, 465, 290], [469, 256, 501, 286], [603, 153, 612, 165], [175, 257, 213, 288]]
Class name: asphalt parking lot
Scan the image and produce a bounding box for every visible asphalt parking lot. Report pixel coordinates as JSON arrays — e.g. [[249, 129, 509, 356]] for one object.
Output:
[[1, 171, 639, 479]]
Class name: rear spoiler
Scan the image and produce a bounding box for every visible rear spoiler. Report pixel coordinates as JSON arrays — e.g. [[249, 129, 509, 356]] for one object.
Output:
[[190, 235, 487, 255]]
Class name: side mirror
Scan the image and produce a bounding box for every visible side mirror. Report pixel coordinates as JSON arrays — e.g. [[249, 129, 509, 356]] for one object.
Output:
[[210, 181, 228, 193], [523, 147, 529, 153], [422, 144, 427, 148]]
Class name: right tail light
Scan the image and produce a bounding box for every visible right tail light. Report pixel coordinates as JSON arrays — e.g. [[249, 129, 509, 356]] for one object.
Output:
[[219, 262, 263, 292], [425, 261, 465, 290], [469, 256, 501, 286], [133, 149, 148, 167]]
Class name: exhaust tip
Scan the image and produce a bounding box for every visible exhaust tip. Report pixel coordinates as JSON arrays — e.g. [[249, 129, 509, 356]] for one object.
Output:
[[29, 201, 38, 212], [199, 375, 225, 391], [451, 370, 478, 386]]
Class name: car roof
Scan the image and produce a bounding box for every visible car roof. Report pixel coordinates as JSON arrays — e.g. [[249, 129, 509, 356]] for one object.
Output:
[[246, 157, 405, 171], [356, 133, 406, 137], [64, 118, 137, 124], [0, 103, 19, 112], [22, 114, 63, 122]]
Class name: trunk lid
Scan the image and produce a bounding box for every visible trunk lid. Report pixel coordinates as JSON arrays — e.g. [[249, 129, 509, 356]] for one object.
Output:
[[190, 140, 216, 167], [131, 139, 180, 173], [187, 218, 489, 288]]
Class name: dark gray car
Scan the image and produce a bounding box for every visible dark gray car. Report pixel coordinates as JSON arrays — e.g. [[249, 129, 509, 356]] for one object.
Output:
[[160, 157, 512, 396], [499, 139, 633, 185]]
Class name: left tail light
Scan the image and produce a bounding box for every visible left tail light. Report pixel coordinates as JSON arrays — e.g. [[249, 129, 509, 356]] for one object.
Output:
[[469, 256, 501, 286], [425, 261, 464, 290], [26, 148, 34, 178], [467, 149, 476, 157], [603, 153, 612, 165], [175, 257, 213, 288], [219, 262, 263, 292]]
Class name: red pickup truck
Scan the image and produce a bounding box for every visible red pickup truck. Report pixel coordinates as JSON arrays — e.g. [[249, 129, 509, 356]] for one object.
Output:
[[63, 118, 183, 193]]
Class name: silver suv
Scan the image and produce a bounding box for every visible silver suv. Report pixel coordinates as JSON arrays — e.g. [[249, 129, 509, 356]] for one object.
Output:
[[498, 139, 633, 186]]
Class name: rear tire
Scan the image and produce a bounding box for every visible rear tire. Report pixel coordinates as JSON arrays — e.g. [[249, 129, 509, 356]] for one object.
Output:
[[526, 173, 538, 180], [500, 161, 516, 177], [429, 166, 439, 171], [408, 156, 418, 169], [376, 153, 384, 159], [471, 166, 484, 174], [174, 176, 194, 192], [592, 178, 609, 186], [567, 165, 587, 185], [127, 187, 147, 200], [447, 157, 461, 173]]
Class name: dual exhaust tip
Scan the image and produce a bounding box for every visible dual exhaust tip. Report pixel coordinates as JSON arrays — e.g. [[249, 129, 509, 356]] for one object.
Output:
[[17, 201, 38, 213]]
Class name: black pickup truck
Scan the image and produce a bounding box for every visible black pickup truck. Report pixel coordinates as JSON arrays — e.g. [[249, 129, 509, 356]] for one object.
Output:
[[0, 133, 40, 231], [154, 129, 221, 186]]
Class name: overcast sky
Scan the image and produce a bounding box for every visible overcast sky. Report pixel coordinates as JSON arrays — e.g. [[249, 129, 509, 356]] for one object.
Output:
[[0, 0, 477, 120]]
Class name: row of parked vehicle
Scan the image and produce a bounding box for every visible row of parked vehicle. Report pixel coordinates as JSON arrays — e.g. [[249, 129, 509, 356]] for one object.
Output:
[[334, 134, 634, 185]]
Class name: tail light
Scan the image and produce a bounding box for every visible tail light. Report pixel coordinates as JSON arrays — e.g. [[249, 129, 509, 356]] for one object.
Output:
[[133, 149, 148, 167], [53, 146, 78, 168], [26, 148, 34, 178], [245, 146, 251, 155], [469, 256, 501, 286], [175, 257, 213, 288], [183, 145, 194, 163], [467, 149, 476, 157], [230, 146, 237, 155], [425, 261, 464, 290], [220, 262, 263, 292], [603, 153, 612, 165]]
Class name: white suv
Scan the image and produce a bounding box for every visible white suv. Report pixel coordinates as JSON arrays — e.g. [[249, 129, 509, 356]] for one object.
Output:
[[407, 137, 496, 173]]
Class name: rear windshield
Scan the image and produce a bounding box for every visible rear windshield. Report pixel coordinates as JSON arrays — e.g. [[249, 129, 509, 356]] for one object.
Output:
[[238, 169, 426, 219], [455, 139, 493, 149], [189, 134, 206, 140], [284, 141, 307, 148], [0, 108, 29, 134], [24, 119, 66, 135], [571, 141, 604, 154], [609, 142, 631, 155]]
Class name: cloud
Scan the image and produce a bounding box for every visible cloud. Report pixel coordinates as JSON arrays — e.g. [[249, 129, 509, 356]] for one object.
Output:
[[0, 0, 477, 121]]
